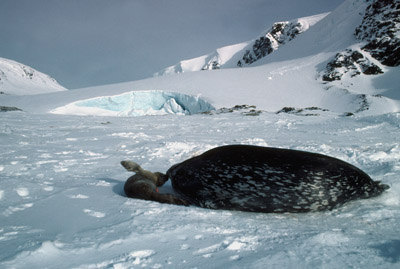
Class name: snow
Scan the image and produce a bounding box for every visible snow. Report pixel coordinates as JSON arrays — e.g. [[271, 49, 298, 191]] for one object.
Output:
[[154, 13, 329, 76], [0, 57, 67, 95], [1, 0, 400, 267], [2, 53, 399, 116], [153, 41, 250, 76], [1, 111, 399, 268], [259, 0, 369, 65]]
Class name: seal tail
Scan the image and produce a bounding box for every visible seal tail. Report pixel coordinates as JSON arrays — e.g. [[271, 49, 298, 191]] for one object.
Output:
[[364, 180, 390, 198], [376, 181, 390, 192]]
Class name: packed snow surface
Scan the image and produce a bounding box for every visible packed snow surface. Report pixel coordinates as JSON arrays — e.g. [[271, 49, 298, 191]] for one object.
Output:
[[0, 111, 399, 268], [51, 91, 214, 116]]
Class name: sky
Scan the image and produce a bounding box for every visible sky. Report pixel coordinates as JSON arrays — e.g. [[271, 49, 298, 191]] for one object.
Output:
[[0, 0, 344, 89]]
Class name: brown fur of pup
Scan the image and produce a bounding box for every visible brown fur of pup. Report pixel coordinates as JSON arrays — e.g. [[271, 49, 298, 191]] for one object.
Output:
[[121, 161, 190, 206]]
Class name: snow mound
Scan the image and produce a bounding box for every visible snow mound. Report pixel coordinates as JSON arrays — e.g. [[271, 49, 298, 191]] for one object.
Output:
[[0, 57, 67, 95], [51, 90, 215, 116]]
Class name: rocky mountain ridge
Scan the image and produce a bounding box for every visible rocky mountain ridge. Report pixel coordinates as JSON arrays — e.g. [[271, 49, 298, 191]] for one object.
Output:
[[322, 0, 399, 83], [154, 13, 328, 76], [237, 18, 315, 67]]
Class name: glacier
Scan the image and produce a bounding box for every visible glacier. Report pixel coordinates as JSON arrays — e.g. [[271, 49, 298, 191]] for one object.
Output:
[[51, 90, 215, 116]]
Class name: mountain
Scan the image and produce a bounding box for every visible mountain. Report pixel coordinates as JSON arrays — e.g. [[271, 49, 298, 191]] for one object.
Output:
[[154, 13, 330, 76], [355, 0, 400, 67], [1, 0, 399, 116], [319, 0, 400, 100], [0, 57, 67, 95]]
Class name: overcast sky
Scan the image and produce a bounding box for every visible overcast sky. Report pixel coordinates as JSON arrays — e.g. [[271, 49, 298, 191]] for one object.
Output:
[[0, 0, 344, 89]]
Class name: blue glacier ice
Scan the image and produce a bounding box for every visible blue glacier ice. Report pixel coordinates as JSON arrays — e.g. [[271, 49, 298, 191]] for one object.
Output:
[[73, 91, 215, 116]]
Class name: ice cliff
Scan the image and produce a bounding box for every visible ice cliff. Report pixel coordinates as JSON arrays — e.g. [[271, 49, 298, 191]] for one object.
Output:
[[51, 91, 215, 116]]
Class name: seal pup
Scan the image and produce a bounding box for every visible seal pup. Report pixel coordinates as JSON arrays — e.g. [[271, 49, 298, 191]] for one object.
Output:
[[121, 161, 189, 206], [167, 145, 389, 213]]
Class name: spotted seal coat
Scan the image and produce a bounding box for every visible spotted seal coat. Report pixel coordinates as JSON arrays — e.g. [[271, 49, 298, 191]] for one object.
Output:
[[166, 145, 389, 213]]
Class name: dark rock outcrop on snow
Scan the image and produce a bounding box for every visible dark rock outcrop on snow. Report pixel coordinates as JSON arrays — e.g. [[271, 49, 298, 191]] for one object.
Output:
[[202, 60, 220, 70], [323, 0, 399, 83], [276, 107, 329, 116], [0, 106, 22, 112], [237, 21, 305, 67], [203, 104, 263, 116], [322, 49, 383, 82], [354, 0, 400, 66]]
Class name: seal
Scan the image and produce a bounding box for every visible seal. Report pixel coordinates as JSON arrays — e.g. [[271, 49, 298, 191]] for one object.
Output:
[[166, 145, 389, 213], [121, 161, 189, 206]]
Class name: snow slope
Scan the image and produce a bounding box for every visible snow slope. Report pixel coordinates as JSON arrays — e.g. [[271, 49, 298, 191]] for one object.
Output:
[[154, 13, 329, 76], [0, 57, 67, 95]]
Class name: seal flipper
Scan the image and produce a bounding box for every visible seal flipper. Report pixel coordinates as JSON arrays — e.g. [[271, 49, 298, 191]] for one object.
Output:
[[149, 192, 190, 206], [121, 161, 142, 173]]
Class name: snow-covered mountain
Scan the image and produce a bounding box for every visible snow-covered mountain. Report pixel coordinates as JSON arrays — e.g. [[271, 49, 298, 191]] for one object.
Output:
[[2, 0, 398, 117], [322, 0, 399, 79], [154, 13, 329, 76], [0, 57, 67, 95], [355, 0, 400, 67]]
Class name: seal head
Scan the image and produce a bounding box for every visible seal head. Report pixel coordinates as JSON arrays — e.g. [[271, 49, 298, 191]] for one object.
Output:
[[121, 161, 189, 206]]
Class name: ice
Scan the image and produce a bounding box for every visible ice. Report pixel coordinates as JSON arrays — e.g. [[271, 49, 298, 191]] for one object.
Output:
[[51, 90, 215, 116], [15, 188, 29, 197], [1, 111, 399, 268]]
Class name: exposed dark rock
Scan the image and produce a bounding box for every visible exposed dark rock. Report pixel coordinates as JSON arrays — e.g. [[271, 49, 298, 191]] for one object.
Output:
[[0, 106, 22, 112], [237, 20, 306, 67], [277, 107, 298, 114], [322, 49, 383, 82], [203, 104, 262, 116], [23, 67, 34, 79], [355, 94, 370, 113], [202, 60, 221, 70], [355, 0, 400, 66], [276, 107, 328, 116], [242, 109, 263, 116]]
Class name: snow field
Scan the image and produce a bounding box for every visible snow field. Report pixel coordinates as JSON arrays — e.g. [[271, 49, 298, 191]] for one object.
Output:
[[0, 111, 399, 268]]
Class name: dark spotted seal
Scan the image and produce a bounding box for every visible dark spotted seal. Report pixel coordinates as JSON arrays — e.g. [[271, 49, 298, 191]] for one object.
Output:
[[166, 145, 389, 213]]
